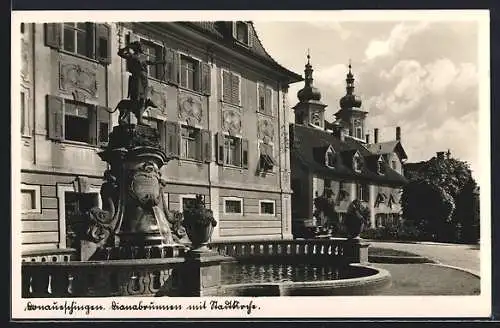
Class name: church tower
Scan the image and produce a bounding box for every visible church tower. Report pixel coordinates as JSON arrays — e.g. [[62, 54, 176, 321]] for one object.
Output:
[[334, 61, 368, 141], [292, 52, 327, 129]]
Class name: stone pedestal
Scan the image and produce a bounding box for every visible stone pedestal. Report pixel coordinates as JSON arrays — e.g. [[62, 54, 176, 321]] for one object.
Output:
[[344, 239, 370, 264], [179, 249, 227, 297]]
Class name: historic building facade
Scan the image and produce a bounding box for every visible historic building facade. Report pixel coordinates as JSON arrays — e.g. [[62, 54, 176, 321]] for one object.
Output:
[[289, 56, 408, 236], [19, 21, 301, 259]]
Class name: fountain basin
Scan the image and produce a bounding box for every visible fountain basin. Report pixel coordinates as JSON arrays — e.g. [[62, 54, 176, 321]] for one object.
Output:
[[218, 262, 391, 296]]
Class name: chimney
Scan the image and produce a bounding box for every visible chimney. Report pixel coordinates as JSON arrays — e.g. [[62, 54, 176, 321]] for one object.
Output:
[[374, 128, 379, 143], [365, 134, 370, 144], [396, 126, 401, 141]]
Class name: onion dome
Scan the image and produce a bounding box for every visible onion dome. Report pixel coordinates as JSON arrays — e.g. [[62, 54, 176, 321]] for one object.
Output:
[[297, 52, 322, 102], [339, 62, 362, 109]]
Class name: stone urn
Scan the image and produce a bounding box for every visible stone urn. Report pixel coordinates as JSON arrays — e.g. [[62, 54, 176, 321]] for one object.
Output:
[[182, 195, 217, 251], [344, 199, 371, 240]]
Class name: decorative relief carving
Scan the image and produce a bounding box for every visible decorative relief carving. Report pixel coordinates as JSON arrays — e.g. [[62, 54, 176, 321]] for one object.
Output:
[[149, 86, 167, 112], [21, 40, 30, 82], [59, 62, 98, 98], [257, 117, 275, 143], [280, 124, 289, 152], [178, 92, 203, 126], [222, 108, 242, 136]]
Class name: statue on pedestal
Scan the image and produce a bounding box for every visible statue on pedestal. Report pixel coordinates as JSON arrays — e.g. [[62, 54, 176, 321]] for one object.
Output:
[[117, 41, 165, 124]]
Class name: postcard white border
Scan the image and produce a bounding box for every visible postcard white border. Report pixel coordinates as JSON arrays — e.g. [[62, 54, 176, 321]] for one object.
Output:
[[11, 9, 491, 319]]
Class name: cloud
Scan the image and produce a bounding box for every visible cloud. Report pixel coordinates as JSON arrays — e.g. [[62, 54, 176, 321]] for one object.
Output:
[[307, 22, 352, 40], [314, 64, 349, 87], [364, 21, 430, 60]]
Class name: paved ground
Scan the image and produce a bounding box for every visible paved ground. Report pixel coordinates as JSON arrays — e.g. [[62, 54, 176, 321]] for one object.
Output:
[[367, 241, 481, 276]]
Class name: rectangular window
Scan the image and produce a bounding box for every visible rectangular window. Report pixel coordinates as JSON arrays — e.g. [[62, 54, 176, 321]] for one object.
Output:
[[21, 184, 41, 213], [64, 100, 91, 143], [234, 21, 249, 45], [180, 195, 198, 213], [65, 192, 98, 256], [259, 142, 276, 171], [355, 127, 363, 139], [357, 183, 369, 202], [224, 198, 243, 215], [180, 125, 201, 160], [224, 135, 242, 166], [392, 160, 397, 170], [63, 22, 91, 57], [259, 200, 275, 215], [257, 84, 273, 115], [142, 40, 163, 80], [180, 56, 200, 91]]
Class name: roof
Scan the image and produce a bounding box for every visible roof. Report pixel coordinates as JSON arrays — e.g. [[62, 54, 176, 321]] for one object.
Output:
[[290, 124, 408, 185], [178, 21, 303, 83], [367, 140, 408, 160]]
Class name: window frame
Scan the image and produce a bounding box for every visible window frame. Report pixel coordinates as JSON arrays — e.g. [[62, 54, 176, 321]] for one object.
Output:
[[179, 194, 199, 213], [233, 21, 251, 47], [223, 134, 243, 167], [63, 99, 93, 144], [57, 184, 101, 249], [221, 69, 242, 107], [178, 54, 201, 92], [353, 152, 363, 173], [62, 22, 92, 58], [223, 197, 244, 215], [140, 39, 165, 81], [325, 147, 336, 168], [259, 199, 276, 216], [258, 140, 276, 172], [357, 183, 369, 202], [21, 184, 41, 214], [257, 82, 274, 116], [180, 124, 202, 161]]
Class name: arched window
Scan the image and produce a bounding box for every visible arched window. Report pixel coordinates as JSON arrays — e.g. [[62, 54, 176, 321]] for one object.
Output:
[[325, 148, 336, 168]]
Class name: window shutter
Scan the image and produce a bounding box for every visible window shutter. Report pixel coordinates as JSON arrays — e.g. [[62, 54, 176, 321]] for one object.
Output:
[[241, 138, 249, 169], [265, 88, 272, 115], [44, 23, 61, 49], [222, 70, 231, 102], [164, 48, 179, 84], [96, 23, 111, 64], [217, 132, 225, 165], [86, 23, 96, 59], [201, 62, 211, 96], [231, 73, 240, 105], [201, 129, 212, 163], [97, 106, 110, 147], [88, 105, 97, 145], [46, 95, 64, 141], [165, 121, 180, 157]]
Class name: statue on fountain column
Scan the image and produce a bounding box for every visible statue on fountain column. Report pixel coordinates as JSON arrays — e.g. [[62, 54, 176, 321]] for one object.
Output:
[[117, 41, 165, 125]]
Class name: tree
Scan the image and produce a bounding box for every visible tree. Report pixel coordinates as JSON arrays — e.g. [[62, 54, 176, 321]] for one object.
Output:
[[402, 153, 477, 242]]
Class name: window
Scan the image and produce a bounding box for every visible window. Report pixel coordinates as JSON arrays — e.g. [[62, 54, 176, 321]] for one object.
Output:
[[65, 192, 99, 256], [224, 197, 243, 215], [326, 149, 335, 168], [377, 158, 386, 175], [180, 56, 200, 91], [180, 125, 201, 160], [234, 21, 249, 45], [141, 40, 164, 80], [65, 100, 91, 143], [63, 23, 91, 57], [257, 84, 273, 115], [355, 126, 363, 139], [45, 23, 111, 64], [357, 183, 369, 202], [180, 195, 198, 213], [46, 95, 110, 146], [259, 200, 276, 215], [391, 160, 397, 170], [259, 142, 276, 171], [224, 136, 241, 166], [21, 184, 41, 213], [353, 153, 363, 172], [222, 70, 241, 106]]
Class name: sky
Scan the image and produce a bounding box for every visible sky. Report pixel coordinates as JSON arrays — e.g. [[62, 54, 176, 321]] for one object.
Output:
[[253, 20, 480, 178]]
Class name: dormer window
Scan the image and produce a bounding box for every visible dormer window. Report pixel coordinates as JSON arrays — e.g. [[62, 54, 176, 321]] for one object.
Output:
[[353, 152, 363, 172], [377, 157, 386, 175], [233, 21, 250, 46], [325, 147, 336, 168]]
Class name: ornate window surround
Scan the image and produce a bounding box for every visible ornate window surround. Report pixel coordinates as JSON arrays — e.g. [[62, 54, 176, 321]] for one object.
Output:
[[258, 199, 276, 216], [222, 196, 244, 215]]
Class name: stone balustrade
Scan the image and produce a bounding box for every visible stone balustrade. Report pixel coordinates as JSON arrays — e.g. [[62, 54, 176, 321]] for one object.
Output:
[[22, 258, 184, 298]]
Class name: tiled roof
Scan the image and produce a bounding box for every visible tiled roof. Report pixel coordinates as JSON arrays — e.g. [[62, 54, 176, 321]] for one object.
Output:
[[367, 140, 408, 160], [290, 124, 408, 185], [178, 21, 303, 82]]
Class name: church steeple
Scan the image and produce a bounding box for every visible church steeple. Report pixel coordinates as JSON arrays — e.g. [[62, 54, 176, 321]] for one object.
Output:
[[340, 60, 362, 109], [293, 50, 327, 129]]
